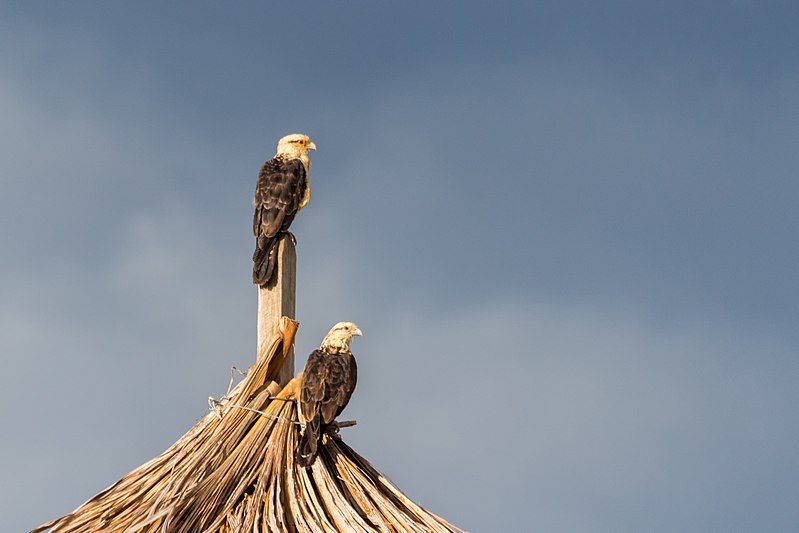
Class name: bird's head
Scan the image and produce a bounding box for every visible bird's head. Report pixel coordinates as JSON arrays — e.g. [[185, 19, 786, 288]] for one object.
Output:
[[319, 322, 363, 353], [276, 133, 317, 160]]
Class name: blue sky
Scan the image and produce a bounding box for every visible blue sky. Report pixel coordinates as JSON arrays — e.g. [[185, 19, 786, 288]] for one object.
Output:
[[2, 2, 798, 531]]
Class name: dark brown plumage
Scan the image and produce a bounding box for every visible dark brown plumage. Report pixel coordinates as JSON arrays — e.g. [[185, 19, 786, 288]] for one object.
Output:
[[252, 134, 314, 286], [297, 322, 361, 467]]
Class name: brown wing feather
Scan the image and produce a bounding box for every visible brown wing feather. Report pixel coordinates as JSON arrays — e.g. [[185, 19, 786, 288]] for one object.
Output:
[[300, 350, 357, 425], [297, 350, 357, 467], [252, 156, 307, 285], [299, 350, 327, 424], [253, 157, 306, 238]]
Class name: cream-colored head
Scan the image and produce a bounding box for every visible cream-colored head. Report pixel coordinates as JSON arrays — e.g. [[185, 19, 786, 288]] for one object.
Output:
[[319, 322, 363, 353], [275, 133, 316, 168]]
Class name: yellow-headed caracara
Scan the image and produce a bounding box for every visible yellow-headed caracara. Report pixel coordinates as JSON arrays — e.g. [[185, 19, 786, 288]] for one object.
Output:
[[297, 322, 362, 467], [252, 133, 316, 286]]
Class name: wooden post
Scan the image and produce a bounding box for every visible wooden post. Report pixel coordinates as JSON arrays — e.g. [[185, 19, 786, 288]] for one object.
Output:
[[257, 235, 296, 385]]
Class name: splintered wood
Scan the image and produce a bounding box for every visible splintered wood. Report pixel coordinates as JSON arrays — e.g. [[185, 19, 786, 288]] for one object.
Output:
[[33, 318, 464, 533]]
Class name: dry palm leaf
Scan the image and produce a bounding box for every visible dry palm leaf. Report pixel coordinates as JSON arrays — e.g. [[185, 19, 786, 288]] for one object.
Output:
[[33, 317, 464, 533]]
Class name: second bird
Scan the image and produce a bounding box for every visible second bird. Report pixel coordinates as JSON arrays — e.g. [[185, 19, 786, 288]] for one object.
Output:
[[297, 322, 362, 468], [252, 133, 316, 286]]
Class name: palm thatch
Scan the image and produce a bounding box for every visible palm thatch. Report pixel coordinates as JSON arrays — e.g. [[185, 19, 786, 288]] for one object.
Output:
[[33, 317, 464, 533]]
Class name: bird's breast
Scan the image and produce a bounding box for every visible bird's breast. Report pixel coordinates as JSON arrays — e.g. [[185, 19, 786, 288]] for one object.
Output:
[[299, 183, 311, 210]]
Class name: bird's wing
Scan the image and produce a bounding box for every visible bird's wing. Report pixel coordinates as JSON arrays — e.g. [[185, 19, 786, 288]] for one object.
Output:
[[300, 351, 358, 426], [299, 350, 327, 424], [320, 352, 357, 424], [253, 158, 307, 238]]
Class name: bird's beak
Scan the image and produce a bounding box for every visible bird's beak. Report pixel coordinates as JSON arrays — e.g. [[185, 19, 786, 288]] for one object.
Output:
[[353, 328, 363, 337], [308, 142, 317, 151]]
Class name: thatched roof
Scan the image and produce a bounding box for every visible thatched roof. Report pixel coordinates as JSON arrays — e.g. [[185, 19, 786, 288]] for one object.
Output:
[[33, 318, 464, 532]]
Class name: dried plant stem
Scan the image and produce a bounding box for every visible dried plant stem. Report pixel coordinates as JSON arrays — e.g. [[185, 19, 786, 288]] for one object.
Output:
[[33, 319, 464, 533]]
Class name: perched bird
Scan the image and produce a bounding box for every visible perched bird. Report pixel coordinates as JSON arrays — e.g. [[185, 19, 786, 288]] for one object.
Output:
[[297, 322, 362, 467], [252, 133, 316, 286]]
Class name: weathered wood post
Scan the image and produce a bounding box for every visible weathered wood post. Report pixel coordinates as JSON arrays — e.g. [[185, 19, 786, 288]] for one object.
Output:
[[256, 234, 296, 385]]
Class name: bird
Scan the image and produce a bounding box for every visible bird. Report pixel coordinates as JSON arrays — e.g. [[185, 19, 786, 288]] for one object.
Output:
[[296, 322, 362, 467], [252, 133, 316, 286]]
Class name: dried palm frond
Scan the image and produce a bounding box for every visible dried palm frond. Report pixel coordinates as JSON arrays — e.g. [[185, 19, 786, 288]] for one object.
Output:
[[33, 317, 464, 533]]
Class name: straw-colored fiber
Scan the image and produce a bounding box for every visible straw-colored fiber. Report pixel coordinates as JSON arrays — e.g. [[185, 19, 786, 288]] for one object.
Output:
[[33, 317, 463, 533]]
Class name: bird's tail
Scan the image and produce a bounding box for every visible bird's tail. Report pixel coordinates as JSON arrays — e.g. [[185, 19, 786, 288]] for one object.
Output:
[[296, 416, 321, 468], [252, 235, 280, 286]]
